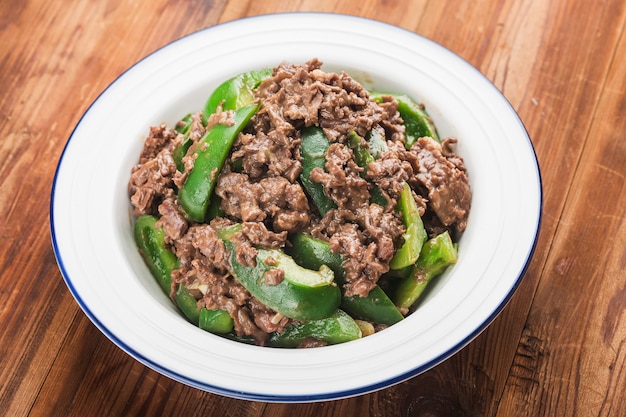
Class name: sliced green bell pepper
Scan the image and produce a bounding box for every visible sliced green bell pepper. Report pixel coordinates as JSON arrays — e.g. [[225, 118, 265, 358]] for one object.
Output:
[[174, 113, 193, 134], [347, 131, 387, 207], [299, 126, 337, 216], [268, 309, 362, 347], [287, 232, 404, 325], [174, 68, 271, 172], [370, 92, 440, 148], [199, 308, 234, 334], [218, 225, 341, 321], [133, 214, 176, 294], [348, 131, 375, 176], [174, 284, 200, 325], [391, 231, 458, 309], [178, 104, 260, 222], [389, 182, 428, 270], [202, 68, 272, 123]]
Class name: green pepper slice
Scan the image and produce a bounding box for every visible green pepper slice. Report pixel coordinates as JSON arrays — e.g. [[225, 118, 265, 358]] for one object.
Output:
[[133, 214, 176, 294], [299, 126, 337, 216], [391, 231, 458, 309], [287, 232, 404, 325], [347, 131, 387, 207], [268, 310, 362, 347], [370, 92, 440, 148], [174, 284, 200, 325], [348, 131, 375, 176], [199, 308, 234, 334], [203, 68, 272, 123], [389, 182, 428, 270], [218, 225, 341, 321], [174, 113, 193, 134], [179, 104, 260, 222]]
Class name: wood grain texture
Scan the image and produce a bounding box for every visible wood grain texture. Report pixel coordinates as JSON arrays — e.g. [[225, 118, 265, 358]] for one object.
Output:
[[1, 0, 625, 416]]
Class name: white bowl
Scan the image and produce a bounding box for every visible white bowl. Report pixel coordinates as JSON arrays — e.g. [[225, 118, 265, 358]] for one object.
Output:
[[51, 13, 542, 402]]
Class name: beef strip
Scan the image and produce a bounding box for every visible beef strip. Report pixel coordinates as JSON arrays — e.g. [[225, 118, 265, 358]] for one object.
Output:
[[309, 143, 371, 212], [215, 169, 310, 233], [128, 124, 179, 216], [402, 136, 471, 233]]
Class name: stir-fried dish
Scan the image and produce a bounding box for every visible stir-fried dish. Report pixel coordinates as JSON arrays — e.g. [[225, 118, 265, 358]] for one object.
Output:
[[128, 59, 471, 347]]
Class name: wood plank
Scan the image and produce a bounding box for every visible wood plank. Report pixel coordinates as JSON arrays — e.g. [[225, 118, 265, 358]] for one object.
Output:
[[496, 12, 626, 416]]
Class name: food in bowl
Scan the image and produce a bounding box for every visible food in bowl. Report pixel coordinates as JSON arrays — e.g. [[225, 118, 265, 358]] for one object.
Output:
[[128, 59, 471, 347]]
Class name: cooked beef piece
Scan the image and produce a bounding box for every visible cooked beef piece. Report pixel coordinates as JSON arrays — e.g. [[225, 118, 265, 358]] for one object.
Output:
[[309, 143, 370, 212], [255, 58, 404, 144], [312, 204, 404, 298], [242, 222, 288, 249], [403, 137, 471, 233], [156, 197, 188, 241], [128, 125, 179, 216], [215, 169, 310, 233], [366, 145, 414, 208]]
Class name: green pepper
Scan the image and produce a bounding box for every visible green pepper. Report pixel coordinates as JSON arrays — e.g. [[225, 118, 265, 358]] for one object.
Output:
[[133, 214, 176, 294], [391, 231, 458, 309], [174, 69, 271, 172], [205, 193, 225, 221], [347, 131, 387, 207], [174, 113, 193, 134], [370, 92, 440, 148], [174, 284, 200, 325], [218, 225, 341, 321], [348, 131, 375, 176], [199, 308, 234, 334], [203, 68, 272, 123], [178, 104, 260, 222], [287, 232, 404, 325], [268, 309, 362, 347], [299, 126, 337, 216], [178, 286, 234, 334], [389, 182, 428, 270]]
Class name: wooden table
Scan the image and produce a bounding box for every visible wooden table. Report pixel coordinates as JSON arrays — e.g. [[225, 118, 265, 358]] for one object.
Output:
[[1, 0, 625, 415]]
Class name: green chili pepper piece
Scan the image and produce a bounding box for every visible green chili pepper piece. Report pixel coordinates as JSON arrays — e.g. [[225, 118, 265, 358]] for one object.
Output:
[[174, 113, 193, 134], [268, 309, 362, 347], [203, 68, 272, 123], [370, 92, 440, 148], [389, 182, 428, 270], [348, 131, 375, 176], [347, 131, 388, 207], [287, 232, 404, 325], [299, 126, 337, 216], [199, 308, 234, 334], [172, 114, 197, 172], [218, 226, 341, 321], [174, 284, 200, 325], [133, 214, 176, 294], [391, 231, 458, 309], [179, 104, 260, 222], [256, 248, 334, 288]]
